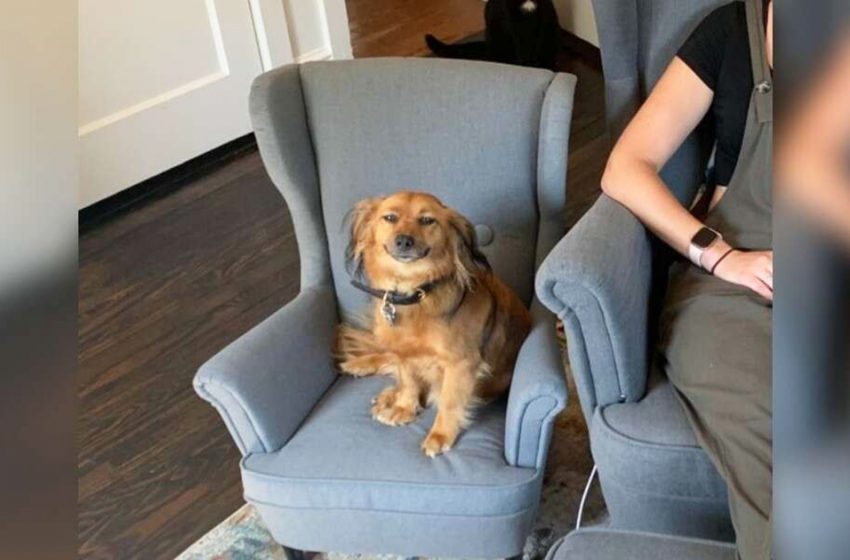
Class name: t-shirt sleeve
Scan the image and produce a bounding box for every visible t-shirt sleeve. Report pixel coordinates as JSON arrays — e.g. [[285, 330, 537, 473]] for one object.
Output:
[[677, 3, 734, 90]]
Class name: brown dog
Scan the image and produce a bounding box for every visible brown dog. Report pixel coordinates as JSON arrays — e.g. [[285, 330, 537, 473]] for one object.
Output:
[[335, 191, 531, 457]]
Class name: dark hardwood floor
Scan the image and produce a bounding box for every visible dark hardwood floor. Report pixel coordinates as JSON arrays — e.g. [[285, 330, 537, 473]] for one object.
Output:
[[78, 2, 607, 558], [347, 0, 485, 58]]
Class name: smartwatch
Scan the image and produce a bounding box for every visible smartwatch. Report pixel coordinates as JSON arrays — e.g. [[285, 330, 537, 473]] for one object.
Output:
[[688, 227, 722, 269]]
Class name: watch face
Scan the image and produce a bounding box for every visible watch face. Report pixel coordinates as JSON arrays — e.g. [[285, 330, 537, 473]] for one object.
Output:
[[692, 228, 720, 249]]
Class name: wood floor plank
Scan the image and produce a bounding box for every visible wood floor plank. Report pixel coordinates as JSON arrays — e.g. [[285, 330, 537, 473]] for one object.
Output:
[[347, 0, 484, 58]]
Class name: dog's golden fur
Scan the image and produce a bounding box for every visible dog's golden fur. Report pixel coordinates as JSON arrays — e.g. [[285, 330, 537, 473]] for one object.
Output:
[[335, 191, 531, 456]]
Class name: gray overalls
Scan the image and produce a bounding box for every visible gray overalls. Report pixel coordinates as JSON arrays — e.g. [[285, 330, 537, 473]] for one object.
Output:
[[658, 1, 772, 558]]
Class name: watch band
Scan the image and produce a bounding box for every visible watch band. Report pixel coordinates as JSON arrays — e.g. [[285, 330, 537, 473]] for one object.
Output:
[[688, 242, 704, 268]]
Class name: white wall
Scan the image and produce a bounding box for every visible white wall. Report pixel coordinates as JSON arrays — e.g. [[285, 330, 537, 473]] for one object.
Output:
[[554, 0, 599, 46]]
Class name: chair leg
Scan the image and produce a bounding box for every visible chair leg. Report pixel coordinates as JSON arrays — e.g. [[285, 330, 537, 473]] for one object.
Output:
[[282, 546, 307, 560]]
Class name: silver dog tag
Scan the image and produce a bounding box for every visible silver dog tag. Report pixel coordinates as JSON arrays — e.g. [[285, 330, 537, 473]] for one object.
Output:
[[381, 292, 397, 325], [381, 300, 397, 325]]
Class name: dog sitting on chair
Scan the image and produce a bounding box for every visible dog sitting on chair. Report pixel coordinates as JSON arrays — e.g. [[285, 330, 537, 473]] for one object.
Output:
[[335, 191, 531, 457]]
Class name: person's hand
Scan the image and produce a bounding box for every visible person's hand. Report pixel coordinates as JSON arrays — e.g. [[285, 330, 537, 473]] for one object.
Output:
[[711, 249, 774, 301]]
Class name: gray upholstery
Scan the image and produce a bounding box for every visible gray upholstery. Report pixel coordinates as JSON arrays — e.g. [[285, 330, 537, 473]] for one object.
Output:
[[196, 57, 576, 558], [593, 0, 729, 204], [243, 376, 542, 557], [593, 0, 731, 137], [535, 0, 735, 542], [536, 195, 652, 417], [591, 377, 733, 540], [546, 528, 736, 560], [506, 302, 570, 467], [297, 58, 573, 321], [535, 202, 732, 539], [194, 285, 338, 455]]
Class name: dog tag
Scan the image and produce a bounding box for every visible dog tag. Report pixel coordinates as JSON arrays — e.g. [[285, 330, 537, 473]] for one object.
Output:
[[381, 293, 397, 326]]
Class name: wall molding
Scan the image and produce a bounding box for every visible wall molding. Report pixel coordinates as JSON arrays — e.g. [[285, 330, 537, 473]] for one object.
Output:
[[295, 46, 333, 64], [318, 0, 353, 60], [247, 0, 273, 70], [79, 72, 229, 137], [252, 0, 350, 68], [79, 134, 257, 227], [249, 0, 295, 70]]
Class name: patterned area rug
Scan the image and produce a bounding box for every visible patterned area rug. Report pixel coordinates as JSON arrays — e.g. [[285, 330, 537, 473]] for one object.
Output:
[[177, 345, 606, 560]]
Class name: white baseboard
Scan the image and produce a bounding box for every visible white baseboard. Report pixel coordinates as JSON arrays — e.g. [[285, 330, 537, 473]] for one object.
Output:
[[295, 46, 333, 63]]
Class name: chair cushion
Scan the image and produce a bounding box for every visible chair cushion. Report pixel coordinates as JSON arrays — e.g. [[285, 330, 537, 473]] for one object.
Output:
[[591, 374, 727, 500], [546, 528, 736, 560], [241, 375, 541, 517], [298, 58, 556, 322], [601, 373, 698, 446]]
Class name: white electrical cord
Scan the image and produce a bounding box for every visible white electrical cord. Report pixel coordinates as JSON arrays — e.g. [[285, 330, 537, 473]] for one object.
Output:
[[575, 464, 598, 531]]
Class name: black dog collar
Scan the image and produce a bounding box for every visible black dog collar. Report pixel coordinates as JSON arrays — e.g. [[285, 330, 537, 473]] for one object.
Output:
[[350, 278, 445, 305]]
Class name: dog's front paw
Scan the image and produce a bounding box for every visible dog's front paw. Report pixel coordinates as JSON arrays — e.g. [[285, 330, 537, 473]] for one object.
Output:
[[371, 387, 419, 426], [372, 402, 418, 426], [421, 431, 455, 457]]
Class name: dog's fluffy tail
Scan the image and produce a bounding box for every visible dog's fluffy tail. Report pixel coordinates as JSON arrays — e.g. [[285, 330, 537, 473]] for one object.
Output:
[[425, 34, 490, 61], [335, 324, 377, 357], [335, 324, 395, 377]]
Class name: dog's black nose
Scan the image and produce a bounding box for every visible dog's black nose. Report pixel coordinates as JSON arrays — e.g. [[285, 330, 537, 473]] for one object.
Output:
[[394, 234, 415, 251]]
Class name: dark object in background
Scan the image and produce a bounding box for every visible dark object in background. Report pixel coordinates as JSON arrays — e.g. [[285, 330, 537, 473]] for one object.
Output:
[[425, 0, 561, 71]]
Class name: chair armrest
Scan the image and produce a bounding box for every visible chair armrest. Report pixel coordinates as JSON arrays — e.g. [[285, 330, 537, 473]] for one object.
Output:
[[504, 301, 568, 469], [194, 285, 338, 456], [535, 195, 652, 422]]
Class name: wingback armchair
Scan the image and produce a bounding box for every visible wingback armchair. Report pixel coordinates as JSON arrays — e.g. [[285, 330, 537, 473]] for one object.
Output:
[[535, 0, 735, 543], [194, 58, 575, 558]]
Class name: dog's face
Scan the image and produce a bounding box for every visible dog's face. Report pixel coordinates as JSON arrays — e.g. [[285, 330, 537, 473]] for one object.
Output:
[[346, 191, 489, 289]]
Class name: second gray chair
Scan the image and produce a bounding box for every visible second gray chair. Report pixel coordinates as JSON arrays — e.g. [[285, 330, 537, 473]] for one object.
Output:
[[195, 58, 576, 558], [536, 0, 736, 543]]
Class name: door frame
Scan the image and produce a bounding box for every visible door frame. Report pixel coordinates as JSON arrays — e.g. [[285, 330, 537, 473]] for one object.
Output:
[[250, 0, 352, 70]]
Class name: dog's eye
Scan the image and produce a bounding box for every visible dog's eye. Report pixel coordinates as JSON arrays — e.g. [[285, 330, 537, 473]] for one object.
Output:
[[382, 214, 398, 223], [418, 216, 436, 226]]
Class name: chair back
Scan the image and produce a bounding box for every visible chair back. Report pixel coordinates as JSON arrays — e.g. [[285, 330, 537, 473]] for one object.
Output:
[[592, 0, 733, 203], [253, 58, 574, 321]]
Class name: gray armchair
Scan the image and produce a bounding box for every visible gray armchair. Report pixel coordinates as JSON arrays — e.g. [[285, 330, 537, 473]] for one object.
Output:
[[195, 58, 575, 558], [536, 0, 735, 543]]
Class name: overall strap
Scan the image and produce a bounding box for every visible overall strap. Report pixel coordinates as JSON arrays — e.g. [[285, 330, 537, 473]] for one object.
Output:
[[746, 0, 773, 123]]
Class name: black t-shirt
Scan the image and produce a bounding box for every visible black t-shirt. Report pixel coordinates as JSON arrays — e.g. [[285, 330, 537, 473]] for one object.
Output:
[[677, 1, 753, 186]]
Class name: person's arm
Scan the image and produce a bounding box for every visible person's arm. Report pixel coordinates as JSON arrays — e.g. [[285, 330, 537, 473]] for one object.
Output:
[[601, 57, 712, 254], [601, 57, 773, 300]]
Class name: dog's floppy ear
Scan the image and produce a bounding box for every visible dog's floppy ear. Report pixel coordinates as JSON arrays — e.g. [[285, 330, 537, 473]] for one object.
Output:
[[345, 197, 381, 277], [448, 209, 490, 289]]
